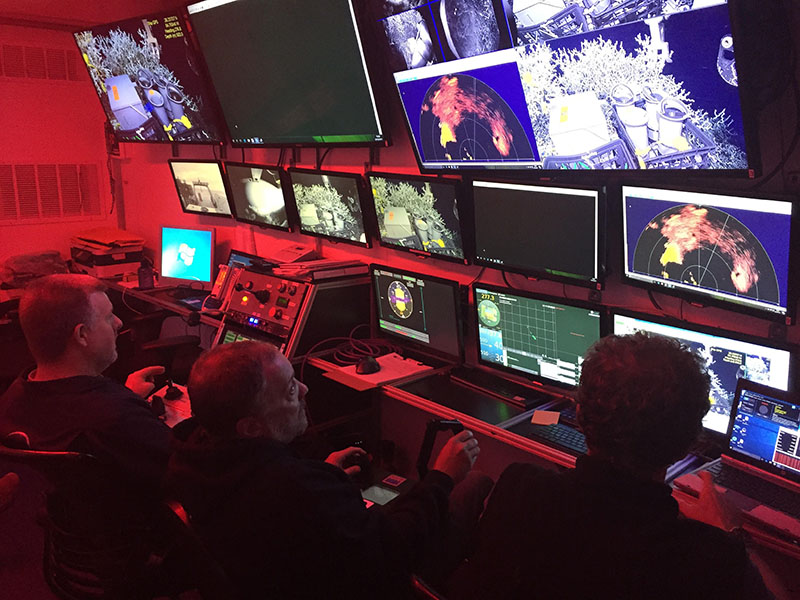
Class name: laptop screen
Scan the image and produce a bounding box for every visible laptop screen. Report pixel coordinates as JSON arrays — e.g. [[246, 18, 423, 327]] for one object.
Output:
[[729, 382, 800, 480]]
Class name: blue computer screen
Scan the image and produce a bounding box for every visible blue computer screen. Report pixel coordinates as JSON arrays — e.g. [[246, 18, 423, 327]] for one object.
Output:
[[161, 227, 213, 283]]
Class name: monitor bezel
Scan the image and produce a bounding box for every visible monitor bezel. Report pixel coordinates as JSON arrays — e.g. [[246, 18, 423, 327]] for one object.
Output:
[[383, 1, 760, 177], [366, 171, 469, 265], [285, 167, 372, 248], [619, 182, 798, 324], [185, 0, 390, 149], [168, 159, 233, 219], [610, 308, 796, 438], [467, 178, 606, 289], [725, 378, 800, 486], [73, 9, 225, 146], [159, 225, 216, 290], [223, 161, 292, 232], [370, 263, 464, 364], [472, 283, 607, 391]]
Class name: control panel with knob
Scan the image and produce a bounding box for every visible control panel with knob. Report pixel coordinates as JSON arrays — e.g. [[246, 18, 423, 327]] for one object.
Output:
[[226, 271, 309, 340]]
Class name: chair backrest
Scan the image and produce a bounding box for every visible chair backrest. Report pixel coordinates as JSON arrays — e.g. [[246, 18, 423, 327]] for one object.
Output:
[[156, 499, 237, 600]]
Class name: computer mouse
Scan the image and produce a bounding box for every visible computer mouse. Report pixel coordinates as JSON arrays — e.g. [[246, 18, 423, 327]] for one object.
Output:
[[355, 356, 381, 375]]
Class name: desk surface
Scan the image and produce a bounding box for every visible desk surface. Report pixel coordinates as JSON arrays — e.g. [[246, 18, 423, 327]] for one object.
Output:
[[108, 281, 223, 328]]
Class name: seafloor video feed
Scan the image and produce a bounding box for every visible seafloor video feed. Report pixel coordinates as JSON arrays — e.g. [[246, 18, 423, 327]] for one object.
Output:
[[625, 196, 791, 311], [170, 162, 231, 216], [369, 175, 464, 259], [292, 173, 367, 245], [75, 12, 221, 143], [517, 1, 747, 170], [227, 165, 288, 229]]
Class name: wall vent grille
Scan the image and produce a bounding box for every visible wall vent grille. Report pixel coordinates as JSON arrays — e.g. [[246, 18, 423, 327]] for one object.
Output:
[[0, 163, 102, 223], [1, 44, 85, 82]]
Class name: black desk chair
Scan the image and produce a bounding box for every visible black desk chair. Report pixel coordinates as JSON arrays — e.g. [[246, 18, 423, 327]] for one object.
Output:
[[0, 434, 162, 600]]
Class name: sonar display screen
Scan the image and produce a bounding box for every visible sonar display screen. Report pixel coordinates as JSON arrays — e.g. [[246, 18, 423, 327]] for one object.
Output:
[[75, 12, 222, 143], [372, 266, 461, 359], [623, 186, 793, 317], [381, 0, 753, 171], [475, 286, 601, 388], [368, 173, 464, 260], [613, 313, 792, 435]]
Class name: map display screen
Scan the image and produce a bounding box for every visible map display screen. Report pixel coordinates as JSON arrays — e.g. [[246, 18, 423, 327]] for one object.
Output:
[[475, 286, 601, 388], [613, 313, 791, 434], [623, 186, 793, 318]]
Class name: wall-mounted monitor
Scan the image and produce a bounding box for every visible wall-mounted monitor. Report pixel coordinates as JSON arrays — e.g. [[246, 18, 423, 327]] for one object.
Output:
[[225, 162, 289, 230], [367, 172, 465, 263], [622, 185, 795, 321], [74, 11, 223, 144], [471, 180, 603, 287], [612, 312, 793, 436], [286, 169, 369, 247], [378, 0, 756, 173], [187, 0, 386, 147], [371, 265, 462, 362], [161, 226, 215, 289], [474, 285, 604, 389], [168, 160, 232, 218]]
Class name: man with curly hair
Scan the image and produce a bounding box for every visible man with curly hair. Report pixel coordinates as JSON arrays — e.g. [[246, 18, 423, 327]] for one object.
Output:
[[450, 332, 779, 599]]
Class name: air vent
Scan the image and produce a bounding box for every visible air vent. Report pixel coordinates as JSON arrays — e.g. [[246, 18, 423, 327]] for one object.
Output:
[[1, 44, 85, 82], [0, 163, 103, 223]]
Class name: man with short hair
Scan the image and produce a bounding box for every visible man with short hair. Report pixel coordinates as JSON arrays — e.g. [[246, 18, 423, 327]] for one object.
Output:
[[451, 332, 776, 600], [167, 340, 482, 599], [0, 274, 170, 495]]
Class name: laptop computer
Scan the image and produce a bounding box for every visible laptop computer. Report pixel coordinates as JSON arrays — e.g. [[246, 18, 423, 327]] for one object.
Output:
[[674, 379, 800, 552]]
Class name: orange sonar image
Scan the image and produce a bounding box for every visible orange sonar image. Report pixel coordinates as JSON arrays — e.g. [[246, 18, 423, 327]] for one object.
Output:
[[657, 205, 759, 293], [425, 76, 513, 156]]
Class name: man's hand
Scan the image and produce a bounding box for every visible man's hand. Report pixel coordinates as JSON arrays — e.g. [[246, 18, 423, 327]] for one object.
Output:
[[431, 430, 479, 485], [680, 471, 743, 531], [125, 366, 166, 398], [325, 447, 368, 477]]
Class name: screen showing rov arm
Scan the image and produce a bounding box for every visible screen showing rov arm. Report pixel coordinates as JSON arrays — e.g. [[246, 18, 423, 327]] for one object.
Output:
[[373, 268, 460, 358], [476, 287, 601, 387], [473, 181, 599, 282], [612, 314, 791, 434], [622, 185, 793, 315]]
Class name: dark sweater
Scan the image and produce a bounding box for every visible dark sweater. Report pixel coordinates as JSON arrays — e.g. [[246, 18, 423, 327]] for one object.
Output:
[[166, 418, 455, 600], [450, 456, 771, 600]]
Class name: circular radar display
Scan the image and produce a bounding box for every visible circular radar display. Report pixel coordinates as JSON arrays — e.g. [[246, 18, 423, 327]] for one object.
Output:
[[633, 204, 779, 304], [388, 281, 414, 319], [477, 298, 500, 327], [419, 74, 535, 164]]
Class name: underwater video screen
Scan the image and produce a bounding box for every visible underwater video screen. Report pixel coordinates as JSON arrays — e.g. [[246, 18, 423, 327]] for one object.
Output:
[[376, 0, 750, 171], [168, 160, 232, 217], [75, 11, 223, 143], [367, 172, 465, 261], [226, 163, 290, 231]]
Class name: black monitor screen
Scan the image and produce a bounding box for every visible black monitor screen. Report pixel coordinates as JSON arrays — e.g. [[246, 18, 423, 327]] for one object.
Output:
[[623, 185, 794, 319], [475, 286, 602, 388], [168, 160, 232, 217], [472, 181, 601, 285], [187, 0, 385, 146], [379, 1, 753, 172], [287, 170, 368, 247], [367, 172, 464, 261], [75, 12, 222, 143], [225, 163, 289, 230], [612, 313, 792, 435], [372, 266, 461, 360]]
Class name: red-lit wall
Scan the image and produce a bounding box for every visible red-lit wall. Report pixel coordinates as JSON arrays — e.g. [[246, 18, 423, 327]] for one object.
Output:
[[1, 2, 798, 353]]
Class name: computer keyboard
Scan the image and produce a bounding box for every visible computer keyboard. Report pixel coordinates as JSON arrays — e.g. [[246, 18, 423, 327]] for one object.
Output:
[[510, 422, 587, 455], [450, 367, 550, 409], [707, 462, 800, 520]]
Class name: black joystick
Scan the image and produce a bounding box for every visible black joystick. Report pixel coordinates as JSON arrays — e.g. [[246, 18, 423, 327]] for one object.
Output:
[[164, 380, 183, 400]]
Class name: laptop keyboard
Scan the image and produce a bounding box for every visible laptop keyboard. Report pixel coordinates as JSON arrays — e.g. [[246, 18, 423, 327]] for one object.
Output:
[[523, 423, 588, 455], [708, 462, 800, 520]]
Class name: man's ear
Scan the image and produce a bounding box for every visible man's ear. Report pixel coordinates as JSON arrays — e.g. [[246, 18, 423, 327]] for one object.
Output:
[[72, 323, 91, 348], [235, 415, 264, 439]]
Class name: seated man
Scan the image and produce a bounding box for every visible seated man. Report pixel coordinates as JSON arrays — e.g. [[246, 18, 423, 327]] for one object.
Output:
[[166, 341, 481, 599], [0, 274, 170, 524], [450, 332, 777, 600]]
